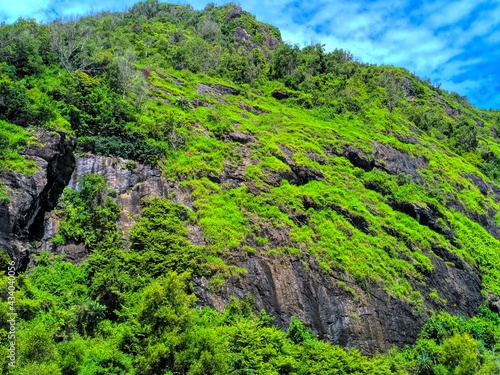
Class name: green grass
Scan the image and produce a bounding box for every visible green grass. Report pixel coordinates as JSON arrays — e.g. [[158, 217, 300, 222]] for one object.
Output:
[[137, 62, 500, 303], [0, 121, 38, 175], [0, 182, 9, 202]]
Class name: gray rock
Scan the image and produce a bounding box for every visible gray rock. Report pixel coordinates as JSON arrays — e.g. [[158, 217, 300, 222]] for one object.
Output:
[[227, 131, 254, 144], [45, 153, 170, 249], [465, 173, 499, 199], [197, 83, 240, 97], [372, 142, 428, 183], [0, 130, 75, 269], [334, 143, 428, 184], [389, 201, 454, 239], [234, 27, 251, 43], [195, 250, 482, 354], [225, 5, 242, 23], [68, 154, 163, 195]]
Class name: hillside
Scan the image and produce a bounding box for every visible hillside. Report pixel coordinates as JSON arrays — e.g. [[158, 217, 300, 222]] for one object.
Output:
[[1, 1, 500, 374]]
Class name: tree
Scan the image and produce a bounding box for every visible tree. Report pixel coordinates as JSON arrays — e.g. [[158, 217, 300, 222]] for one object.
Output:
[[130, 0, 160, 20], [379, 69, 404, 112], [196, 17, 222, 43], [129, 197, 201, 277], [133, 272, 196, 375], [0, 18, 43, 77], [0, 75, 32, 125], [116, 50, 138, 98], [441, 333, 479, 375], [54, 174, 121, 249], [300, 43, 327, 76], [49, 19, 97, 72], [451, 119, 477, 154], [269, 43, 299, 80]]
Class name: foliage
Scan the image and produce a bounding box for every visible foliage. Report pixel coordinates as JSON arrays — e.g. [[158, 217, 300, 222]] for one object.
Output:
[[128, 197, 204, 277], [0, 120, 37, 174], [6, 252, 500, 374], [1, 1, 500, 374], [53, 174, 120, 249]]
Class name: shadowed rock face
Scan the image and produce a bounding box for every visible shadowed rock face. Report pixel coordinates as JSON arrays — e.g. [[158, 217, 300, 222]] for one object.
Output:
[[372, 142, 428, 184], [336, 143, 428, 183], [195, 249, 483, 354], [0, 130, 75, 270]]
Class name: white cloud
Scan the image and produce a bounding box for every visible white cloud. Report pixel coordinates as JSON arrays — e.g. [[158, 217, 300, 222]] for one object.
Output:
[[0, 0, 51, 23], [0, 0, 138, 23], [426, 0, 479, 29]]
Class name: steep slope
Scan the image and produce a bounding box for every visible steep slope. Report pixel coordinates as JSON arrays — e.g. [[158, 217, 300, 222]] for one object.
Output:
[[1, 1, 500, 373]]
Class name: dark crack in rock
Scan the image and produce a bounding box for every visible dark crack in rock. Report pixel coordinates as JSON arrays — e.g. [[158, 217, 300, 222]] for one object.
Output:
[[0, 130, 75, 269]]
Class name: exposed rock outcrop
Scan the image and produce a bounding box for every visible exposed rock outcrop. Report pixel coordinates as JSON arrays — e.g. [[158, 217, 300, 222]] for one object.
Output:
[[234, 27, 251, 43], [197, 83, 240, 98], [389, 201, 454, 239], [37, 153, 170, 256], [334, 143, 428, 183], [195, 249, 482, 354], [272, 90, 296, 100], [239, 101, 267, 115], [446, 199, 500, 240], [227, 130, 255, 144], [372, 142, 428, 183], [264, 144, 325, 186], [224, 5, 242, 23], [465, 173, 500, 201], [0, 130, 75, 270], [340, 143, 500, 241]]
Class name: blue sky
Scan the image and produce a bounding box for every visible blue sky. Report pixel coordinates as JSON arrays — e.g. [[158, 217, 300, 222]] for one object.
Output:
[[1, 0, 499, 109]]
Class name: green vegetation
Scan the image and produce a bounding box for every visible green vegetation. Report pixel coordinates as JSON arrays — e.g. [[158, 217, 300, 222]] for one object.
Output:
[[1, 1, 500, 373], [1, 254, 499, 374], [52, 174, 121, 249], [0, 184, 8, 202], [0, 121, 37, 175]]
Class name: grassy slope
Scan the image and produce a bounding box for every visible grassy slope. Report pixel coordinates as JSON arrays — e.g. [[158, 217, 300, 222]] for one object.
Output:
[[144, 65, 500, 307], [1, 2, 500, 373]]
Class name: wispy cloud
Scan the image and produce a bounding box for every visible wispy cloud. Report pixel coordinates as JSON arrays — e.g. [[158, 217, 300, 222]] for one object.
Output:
[[0, 0, 137, 23], [241, 0, 500, 109], [1, 0, 499, 108]]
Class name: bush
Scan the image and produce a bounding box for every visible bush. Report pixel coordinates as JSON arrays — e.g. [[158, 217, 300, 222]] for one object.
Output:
[[55, 174, 120, 249], [287, 316, 313, 344], [440, 333, 479, 374], [78, 133, 165, 165]]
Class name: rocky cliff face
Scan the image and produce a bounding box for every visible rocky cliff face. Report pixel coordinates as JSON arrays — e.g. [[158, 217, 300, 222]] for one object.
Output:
[[0, 130, 75, 270], [36, 153, 170, 261], [195, 247, 483, 354], [0, 135, 487, 354]]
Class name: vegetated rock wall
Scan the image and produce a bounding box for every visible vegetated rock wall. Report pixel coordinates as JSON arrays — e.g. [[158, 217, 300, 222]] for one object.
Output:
[[37, 153, 171, 261], [195, 246, 483, 354], [341, 143, 500, 240], [0, 133, 487, 354], [0, 130, 75, 270]]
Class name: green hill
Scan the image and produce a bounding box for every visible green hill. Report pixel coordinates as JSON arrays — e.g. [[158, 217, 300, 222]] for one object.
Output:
[[0, 1, 499, 374]]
